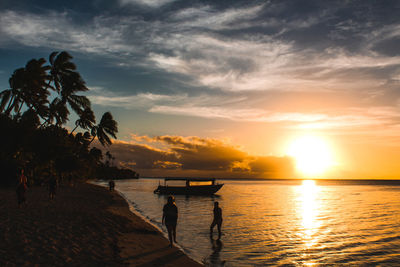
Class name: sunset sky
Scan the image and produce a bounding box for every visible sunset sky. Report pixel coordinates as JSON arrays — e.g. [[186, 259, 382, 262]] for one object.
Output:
[[1, 0, 400, 179]]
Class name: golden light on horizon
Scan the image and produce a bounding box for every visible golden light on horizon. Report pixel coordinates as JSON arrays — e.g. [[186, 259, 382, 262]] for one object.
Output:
[[287, 135, 334, 178]]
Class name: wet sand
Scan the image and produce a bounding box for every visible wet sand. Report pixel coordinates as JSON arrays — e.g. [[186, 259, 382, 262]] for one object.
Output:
[[0, 183, 203, 266]]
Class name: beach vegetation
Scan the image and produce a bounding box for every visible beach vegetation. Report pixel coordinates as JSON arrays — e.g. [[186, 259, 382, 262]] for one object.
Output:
[[0, 52, 138, 187]]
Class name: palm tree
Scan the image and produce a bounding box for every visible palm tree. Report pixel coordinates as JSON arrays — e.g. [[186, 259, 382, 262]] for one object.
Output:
[[46, 51, 90, 125], [71, 107, 96, 134], [18, 58, 51, 117], [74, 131, 92, 147], [0, 89, 12, 113], [49, 51, 76, 93], [3, 68, 25, 115], [3, 59, 51, 118], [89, 112, 118, 146], [42, 98, 68, 127]]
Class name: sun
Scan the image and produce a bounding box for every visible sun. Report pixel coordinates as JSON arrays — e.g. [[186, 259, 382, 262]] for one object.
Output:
[[286, 135, 333, 178]]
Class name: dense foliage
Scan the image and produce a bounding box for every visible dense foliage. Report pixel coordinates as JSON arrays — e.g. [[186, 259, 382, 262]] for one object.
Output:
[[0, 52, 138, 186]]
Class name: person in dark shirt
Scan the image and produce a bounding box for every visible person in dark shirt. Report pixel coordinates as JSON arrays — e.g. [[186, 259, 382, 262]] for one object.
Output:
[[210, 201, 223, 240], [109, 180, 115, 191], [162, 196, 178, 247], [48, 177, 57, 200], [16, 181, 27, 207], [16, 169, 28, 207], [19, 169, 27, 185]]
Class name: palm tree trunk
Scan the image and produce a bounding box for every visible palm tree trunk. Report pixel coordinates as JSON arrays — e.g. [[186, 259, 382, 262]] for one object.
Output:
[[40, 116, 51, 128], [70, 125, 79, 134], [16, 100, 25, 115], [5, 95, 15, 115], [88, 135, 96, 145]]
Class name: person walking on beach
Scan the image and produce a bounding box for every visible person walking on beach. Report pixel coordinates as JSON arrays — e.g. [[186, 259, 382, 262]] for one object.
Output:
[[210, 201, 223, 240], [16, 169, 28, 207], [19, 169, 27, 185], [162, 196, 178, 247], [48, 176, 57, 200], [109, 180, 115, 191]]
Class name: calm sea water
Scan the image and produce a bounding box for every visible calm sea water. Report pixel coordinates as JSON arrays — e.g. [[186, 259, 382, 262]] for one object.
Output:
[[104, 179, 400, 266]]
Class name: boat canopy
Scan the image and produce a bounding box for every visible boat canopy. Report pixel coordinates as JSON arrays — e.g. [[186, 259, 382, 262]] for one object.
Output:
[[164, 178, 216, 182]]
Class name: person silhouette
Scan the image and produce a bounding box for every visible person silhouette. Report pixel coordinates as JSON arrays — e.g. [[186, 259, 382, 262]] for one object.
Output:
[[48, 176, 57, 200], [109, 180, 115, 191], [162, 196, 178, 247], [16, 169, 28, 207], [210, 201, 223, 240], [19, 169, 27, 185]]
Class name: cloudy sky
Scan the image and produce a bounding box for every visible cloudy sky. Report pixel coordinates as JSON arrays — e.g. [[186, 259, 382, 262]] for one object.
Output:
[[1, 0, 400, 179]]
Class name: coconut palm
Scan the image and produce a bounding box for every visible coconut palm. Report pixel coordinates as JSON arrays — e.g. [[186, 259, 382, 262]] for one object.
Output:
[[47, 51, 90, 125], [49, 51, 76, 93], [45, 98, 69, 127], [71, 107, 96, 134], [3, 68, 25, 115], [89, 112, 118, 146], [18, 58, 51, 117], [3, 59, 51, 118], [0, 89, 12, 113], [59, 71, 90, 114]]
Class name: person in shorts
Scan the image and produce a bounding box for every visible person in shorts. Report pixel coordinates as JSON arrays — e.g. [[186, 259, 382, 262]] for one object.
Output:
[[162, 196, 178, 247], [210, 201, 223, 239]]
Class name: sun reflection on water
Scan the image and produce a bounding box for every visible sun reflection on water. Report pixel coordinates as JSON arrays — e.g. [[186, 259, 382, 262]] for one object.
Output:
[[298, 180, 321, 248]]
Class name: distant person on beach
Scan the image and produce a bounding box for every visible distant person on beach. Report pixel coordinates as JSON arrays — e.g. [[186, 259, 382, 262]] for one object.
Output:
[[48, 177, 57, 200], [19, 169, 27, 185], [162, 196, 178, 247], [109, 180, 115, 191], [16, 169, 28, 207], [210, 201, 223, 239]]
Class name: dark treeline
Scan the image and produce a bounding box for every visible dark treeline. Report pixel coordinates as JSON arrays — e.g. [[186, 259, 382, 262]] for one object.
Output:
[[0, 51, 138, 187]]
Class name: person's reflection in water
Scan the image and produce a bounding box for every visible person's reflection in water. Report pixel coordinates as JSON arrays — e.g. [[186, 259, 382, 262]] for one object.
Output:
[[209, 236, 225, 266]]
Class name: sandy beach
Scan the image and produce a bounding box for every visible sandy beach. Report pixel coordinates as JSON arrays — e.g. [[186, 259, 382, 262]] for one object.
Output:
[[0, 183, 203, 266]]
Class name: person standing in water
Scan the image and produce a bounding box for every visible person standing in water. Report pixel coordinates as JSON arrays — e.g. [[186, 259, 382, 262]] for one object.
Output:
[[162, 196, 178, 247], [210, 201, 223, 240]]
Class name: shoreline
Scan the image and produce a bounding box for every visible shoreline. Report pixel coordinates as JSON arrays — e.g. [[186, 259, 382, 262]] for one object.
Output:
[[109, 185, 204, 266], [0, 182, 203, 266]]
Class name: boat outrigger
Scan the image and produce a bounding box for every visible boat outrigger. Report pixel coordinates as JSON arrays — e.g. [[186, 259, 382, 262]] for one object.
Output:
[[154, 178, 223, 195]]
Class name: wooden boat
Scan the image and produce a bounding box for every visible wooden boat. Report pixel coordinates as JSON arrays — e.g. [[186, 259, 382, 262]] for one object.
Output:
[[154, 178, 223, 195]]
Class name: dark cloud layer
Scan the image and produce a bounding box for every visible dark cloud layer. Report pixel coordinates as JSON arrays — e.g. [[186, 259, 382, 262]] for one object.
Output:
[[100, 135, 295, 178]]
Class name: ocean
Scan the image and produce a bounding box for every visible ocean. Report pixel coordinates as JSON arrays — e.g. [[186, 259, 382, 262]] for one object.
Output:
[[104, 178, 400, 266]]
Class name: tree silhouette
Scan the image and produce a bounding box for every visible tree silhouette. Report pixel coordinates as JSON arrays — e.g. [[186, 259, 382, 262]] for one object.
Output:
[[43, 98, 68, 127], [18, 58, 51, 117], [71, 107, 96, 134], [45, 51, 91, 126], [2, 59, 51, 117], [90, 112, 118, 147], [0, 88, 11, 113], [3, 68, 26, 116], [0, 51, 136, 186]]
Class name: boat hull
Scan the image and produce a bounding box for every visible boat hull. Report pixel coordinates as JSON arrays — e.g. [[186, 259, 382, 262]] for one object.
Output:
[[154, 184, 223, 195]]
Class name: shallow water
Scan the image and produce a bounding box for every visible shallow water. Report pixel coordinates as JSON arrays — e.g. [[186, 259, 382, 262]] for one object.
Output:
[[106, 179, 400, 266]]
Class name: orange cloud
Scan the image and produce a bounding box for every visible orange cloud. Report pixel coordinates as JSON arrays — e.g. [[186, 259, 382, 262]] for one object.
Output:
[[100, 135, 295, 178]]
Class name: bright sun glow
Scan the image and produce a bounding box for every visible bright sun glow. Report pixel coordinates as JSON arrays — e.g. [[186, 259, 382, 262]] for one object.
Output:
[[287, 135, 333, 177]]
